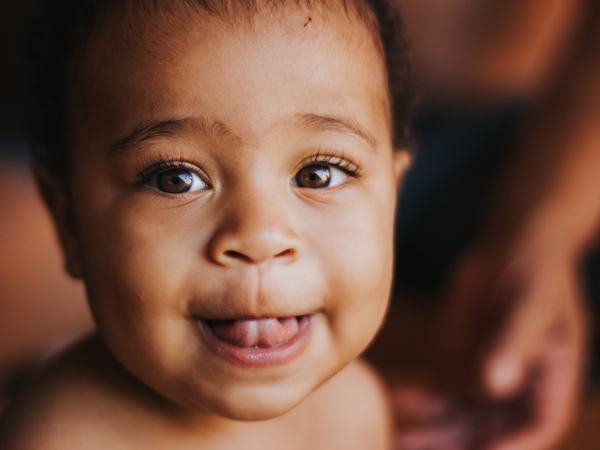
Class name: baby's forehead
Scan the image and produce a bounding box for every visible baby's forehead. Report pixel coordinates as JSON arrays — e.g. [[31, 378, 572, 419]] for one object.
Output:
[[86, 0, 383, 67], [71, 1, 390, 150]]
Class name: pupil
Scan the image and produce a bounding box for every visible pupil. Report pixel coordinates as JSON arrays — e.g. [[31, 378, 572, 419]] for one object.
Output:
[[157, 169, 193, 193], [297, 164, 330, 188]]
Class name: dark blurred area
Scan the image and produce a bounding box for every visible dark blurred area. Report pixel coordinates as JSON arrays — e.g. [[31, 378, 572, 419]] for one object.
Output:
[[1, 1, 599, 449], [0, 3, 34, 145], [380, 1, 600, 448], [0, 0, 94, 412], [394, 102, 600, 378]]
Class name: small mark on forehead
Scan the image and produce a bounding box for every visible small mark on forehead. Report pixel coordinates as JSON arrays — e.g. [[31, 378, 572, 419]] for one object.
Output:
[[303, 16, 312, 27]]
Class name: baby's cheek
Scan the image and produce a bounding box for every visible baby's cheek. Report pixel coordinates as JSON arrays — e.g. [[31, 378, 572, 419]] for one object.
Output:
[[76, 191, 202, 331], [76, 198, 207, 385], [319, 207, 394, 358]]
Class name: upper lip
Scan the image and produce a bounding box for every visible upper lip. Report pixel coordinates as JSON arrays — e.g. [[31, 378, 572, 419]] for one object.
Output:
[[186, 268, 325, 321], [187, 289, 323, 322], [192, 312, 314, 321]]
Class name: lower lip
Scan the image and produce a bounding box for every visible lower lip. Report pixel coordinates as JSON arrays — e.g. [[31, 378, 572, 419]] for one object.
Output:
[[196, 315, 312, 368]]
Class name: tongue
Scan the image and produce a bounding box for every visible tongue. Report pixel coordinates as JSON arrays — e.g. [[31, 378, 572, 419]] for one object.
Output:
[[209, 317, 299, 348]]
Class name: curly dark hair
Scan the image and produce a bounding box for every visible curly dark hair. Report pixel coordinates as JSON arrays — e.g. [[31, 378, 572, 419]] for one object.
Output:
[[29, 0, 413, 178]]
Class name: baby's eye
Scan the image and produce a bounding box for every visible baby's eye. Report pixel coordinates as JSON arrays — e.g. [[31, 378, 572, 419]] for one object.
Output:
[[294, 164, 348, 189], [147, 167, 208, 194]]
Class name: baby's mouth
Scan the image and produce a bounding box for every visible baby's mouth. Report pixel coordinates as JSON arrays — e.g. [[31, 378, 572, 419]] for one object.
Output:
[[204, 316, 307, 348], [196, 315, 312, 367]]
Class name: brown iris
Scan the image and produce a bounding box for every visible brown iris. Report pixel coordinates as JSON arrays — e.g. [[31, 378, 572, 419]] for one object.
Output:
[[296, 164, 331, 188], [156, 169, 194, 193]]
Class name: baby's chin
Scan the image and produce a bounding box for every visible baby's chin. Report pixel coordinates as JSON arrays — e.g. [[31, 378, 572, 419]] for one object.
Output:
[[213, 396, 304, 422], [178, 376, 323, 422]]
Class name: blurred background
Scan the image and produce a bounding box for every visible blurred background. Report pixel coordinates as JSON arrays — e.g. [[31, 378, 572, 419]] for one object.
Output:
[[0, 1, 94, 412], [1, 1, 599, 449]]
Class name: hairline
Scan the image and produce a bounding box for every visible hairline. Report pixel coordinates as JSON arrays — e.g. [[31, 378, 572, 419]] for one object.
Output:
[[65, 0, 391, 157]]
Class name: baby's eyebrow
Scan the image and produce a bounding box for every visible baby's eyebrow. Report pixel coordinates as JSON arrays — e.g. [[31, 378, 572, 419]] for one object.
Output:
[[110, 118, 188, 153], [108, 113, 377, 154], [297, 113, 378, 151], [109, 116, 234, 154]]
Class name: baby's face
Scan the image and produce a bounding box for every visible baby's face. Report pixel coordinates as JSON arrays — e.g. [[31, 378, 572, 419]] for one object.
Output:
[[64, 6, 404, 420]]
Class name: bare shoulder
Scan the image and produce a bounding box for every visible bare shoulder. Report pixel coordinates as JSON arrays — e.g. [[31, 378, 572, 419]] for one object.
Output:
[[298, 358, 392, 450], [0, 335, 164, 450]]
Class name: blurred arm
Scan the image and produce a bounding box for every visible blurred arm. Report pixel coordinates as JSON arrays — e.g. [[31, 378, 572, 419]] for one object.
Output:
[[485, 0, 600, 260], [398, 0, 585, 101]]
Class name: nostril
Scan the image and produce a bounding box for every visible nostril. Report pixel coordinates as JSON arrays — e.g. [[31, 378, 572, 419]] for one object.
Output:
[[275, 249, 295, 258], [222, 248, 296, 264], [224, 250, 252, 263]]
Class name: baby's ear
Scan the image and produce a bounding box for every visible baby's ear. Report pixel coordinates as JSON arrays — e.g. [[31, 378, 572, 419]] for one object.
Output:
[[33, 164, 83, 279], [392, 148, 412, 187]]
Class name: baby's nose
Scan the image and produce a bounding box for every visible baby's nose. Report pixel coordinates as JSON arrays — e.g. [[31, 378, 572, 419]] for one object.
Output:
[[207, 195, 301, 267], [210, 228, 300, 267]]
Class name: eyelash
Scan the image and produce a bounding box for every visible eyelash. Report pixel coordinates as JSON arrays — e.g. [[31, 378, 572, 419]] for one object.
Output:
[[135, 150, 362, 186], [299, 150, 362, 178], [136, 154, 207, 186]]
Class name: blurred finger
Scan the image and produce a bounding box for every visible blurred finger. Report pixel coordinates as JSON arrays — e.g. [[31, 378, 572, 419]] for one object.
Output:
[[484, 295, 552, 398], [484, 264, 573, 397], [488, 294, 586, 450]]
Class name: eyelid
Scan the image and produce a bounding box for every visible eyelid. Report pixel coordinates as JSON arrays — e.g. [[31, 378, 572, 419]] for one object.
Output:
[[296, 150, 362, 177], [135, 159, 212, 199], [137, 159, 211, 187]]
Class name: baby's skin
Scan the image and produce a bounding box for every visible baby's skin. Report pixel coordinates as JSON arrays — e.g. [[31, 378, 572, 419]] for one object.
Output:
[[1, 2, 409, 448], [1, 337, 390, 449]]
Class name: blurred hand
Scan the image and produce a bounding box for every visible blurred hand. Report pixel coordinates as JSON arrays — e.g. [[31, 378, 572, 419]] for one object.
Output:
[[393, 236, 588, 450]]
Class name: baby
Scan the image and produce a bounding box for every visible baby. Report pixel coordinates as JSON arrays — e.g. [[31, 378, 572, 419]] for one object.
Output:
[[1, 0, 412, 448]]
